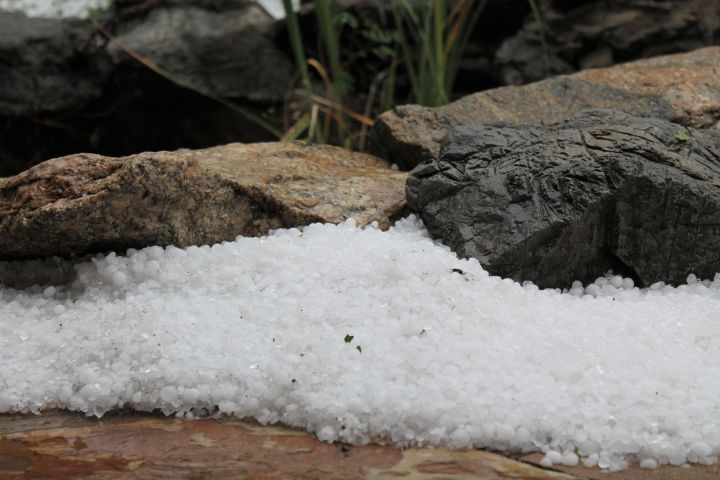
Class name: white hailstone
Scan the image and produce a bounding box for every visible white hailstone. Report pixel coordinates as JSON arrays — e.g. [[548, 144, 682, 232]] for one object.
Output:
[[561, 451, 579, 466], [539, 454, 554, 467], [76, 365, 97, 384], [585, 284, 600, 297], [690, 441, 712, 457], [496, 424, 515, 442], [317, 426, 336, 442], [640, 458, 658, 469], [160, 386, 177, 403], [583, 453, 599, 467], [449, 427, 471, 448], [545, 451, 562, 464], [515, 426, 530, 443], [111, 271, 128, 287]]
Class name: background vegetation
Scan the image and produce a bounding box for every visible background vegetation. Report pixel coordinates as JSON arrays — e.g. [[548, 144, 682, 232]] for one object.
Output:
[[279, 0, 501, 150]]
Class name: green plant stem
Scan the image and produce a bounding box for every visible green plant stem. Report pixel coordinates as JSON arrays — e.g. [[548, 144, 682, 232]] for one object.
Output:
[[314, 0, 350, 148], [283, 0, 312, 95], [283, 0, 324, 143]]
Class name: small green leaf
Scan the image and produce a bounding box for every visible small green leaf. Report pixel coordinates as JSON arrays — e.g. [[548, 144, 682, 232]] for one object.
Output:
[[371, 45, 396, 60], [356, 345, 362, 353], [574, 445, 580, 455], [344, 334, 354, 343], [675, 130, 690, 142], [334, 11, 358, 29]]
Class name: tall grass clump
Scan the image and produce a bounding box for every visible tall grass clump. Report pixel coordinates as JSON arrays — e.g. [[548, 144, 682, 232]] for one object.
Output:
[[281, 0, 488, 147], [392, 0, 488, 107], [281, 0, 372, 149]]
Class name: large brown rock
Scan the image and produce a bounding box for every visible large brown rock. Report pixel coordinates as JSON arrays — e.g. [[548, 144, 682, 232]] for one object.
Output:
[[0, 142, 407, 260], [370, 47, 720, 170]]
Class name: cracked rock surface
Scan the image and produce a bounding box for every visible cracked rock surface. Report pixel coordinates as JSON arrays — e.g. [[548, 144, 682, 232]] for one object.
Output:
[[407, 110, 720, 288]]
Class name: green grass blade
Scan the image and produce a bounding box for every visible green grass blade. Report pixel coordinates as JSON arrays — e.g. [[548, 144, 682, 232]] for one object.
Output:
[[283, 0, 312, 94], [282, 112, 311, 141]]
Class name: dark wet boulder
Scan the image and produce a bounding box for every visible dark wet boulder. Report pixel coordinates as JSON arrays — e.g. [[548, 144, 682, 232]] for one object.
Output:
[[406, 110, 720, 288]]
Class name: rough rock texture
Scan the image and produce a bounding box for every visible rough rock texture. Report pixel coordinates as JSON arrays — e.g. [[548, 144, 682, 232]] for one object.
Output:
[[0, 142, 407, 260], [496, 0, 720, 85], [0, 411, 578, 480], [406, 110, 720, 288], [371, 47, 720, 170]]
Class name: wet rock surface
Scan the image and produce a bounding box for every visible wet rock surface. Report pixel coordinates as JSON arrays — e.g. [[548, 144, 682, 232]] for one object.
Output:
[[406, 110, 720, 288], [0, 142, 407, 261], [371, 47, 720, 170]]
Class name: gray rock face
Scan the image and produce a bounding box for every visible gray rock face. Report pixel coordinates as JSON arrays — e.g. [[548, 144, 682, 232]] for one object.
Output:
[[407, 110, 720, 288]]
